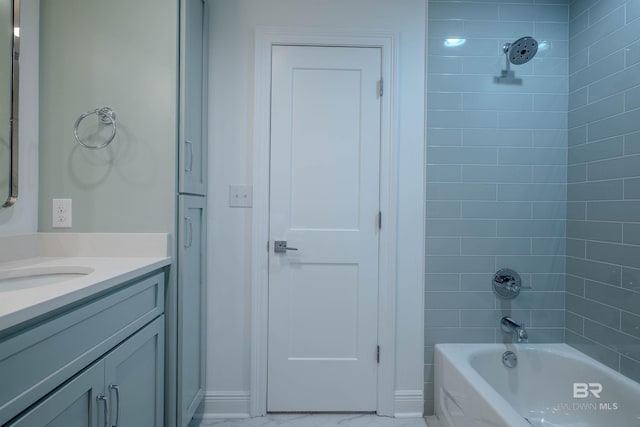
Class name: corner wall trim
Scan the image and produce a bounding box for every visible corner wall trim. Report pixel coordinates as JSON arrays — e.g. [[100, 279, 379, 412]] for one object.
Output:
[[195, 391, 251, 419]]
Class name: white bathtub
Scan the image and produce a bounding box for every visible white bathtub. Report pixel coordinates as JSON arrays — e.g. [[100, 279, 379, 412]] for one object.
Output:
[[434, 343, 640, 427]]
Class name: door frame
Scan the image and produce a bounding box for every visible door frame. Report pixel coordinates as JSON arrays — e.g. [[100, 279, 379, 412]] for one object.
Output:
[[250, 27, 398, 417]]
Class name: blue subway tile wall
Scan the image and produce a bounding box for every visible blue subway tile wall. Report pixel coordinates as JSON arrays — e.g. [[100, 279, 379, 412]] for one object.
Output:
[[425, 0, 569, 414], [566, 0, 640, 388]]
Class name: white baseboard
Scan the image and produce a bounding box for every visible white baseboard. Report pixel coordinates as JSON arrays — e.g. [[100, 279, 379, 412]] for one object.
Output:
[[196, 389, 424, 419], [394, 390, 424, 418], [196, 391, 251, 419]]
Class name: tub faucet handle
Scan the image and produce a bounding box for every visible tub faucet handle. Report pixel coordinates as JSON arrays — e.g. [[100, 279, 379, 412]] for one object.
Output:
[[501, 316, 528, 343], [495, 275, 513, 284], [517, 323, 528, 342], [492, 269, 522, 299]]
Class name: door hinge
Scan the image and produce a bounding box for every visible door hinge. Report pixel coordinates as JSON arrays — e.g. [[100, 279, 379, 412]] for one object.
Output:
[[378, 211, 382, 230], [377, 345, 380, 363], [378, 79, 383, 97], [267, 241, 270, 252]]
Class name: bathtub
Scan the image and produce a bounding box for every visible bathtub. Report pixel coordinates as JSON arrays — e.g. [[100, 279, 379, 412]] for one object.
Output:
[[434, 343, 640, 427]]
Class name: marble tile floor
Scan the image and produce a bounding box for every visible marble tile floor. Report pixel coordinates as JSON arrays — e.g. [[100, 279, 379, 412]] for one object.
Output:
[[189, 414, 429, 427]]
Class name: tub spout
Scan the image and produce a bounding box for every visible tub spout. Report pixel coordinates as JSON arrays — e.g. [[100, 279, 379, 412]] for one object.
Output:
[[501, 316, 528, 342]]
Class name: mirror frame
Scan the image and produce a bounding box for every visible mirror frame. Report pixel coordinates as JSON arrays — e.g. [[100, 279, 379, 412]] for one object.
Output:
[[2, 0, 19, 208]]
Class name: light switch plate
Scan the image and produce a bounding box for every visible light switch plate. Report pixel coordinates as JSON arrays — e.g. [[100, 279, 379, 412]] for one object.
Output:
[[229, 185, 253, 208]]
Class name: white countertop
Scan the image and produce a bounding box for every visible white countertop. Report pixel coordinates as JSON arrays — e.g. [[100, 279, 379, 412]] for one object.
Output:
[[0, 257, 171, 331], [0, 232, 172, 333], [0, 256, 171, 332]]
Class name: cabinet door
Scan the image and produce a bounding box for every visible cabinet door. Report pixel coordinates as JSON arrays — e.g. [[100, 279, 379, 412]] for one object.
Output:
[[7, 362, 105, 427], [0, 272, 164, 426], [104, 316, 165, 427], [178, 195, 206, 426], [179, 0, 207, 195]]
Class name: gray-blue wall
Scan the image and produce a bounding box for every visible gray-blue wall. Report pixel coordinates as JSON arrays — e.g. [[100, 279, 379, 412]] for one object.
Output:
[[425, 0, 569, 414], [566, 0, 640, 384], [38, 0, 178, 233]]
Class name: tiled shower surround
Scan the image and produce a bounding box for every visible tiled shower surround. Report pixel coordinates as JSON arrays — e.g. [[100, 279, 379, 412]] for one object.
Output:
[[425, 0, 640, 416], [565, 0, 640, 385], [425, 0, 569, 415]]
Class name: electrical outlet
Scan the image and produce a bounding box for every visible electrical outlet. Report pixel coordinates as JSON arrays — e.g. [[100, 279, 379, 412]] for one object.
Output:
[[52, 198, 72, 228], [229, 185, 253, 208]]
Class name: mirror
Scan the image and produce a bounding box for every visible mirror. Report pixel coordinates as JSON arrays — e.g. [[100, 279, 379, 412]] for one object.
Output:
[[0, 0, 19, 208]]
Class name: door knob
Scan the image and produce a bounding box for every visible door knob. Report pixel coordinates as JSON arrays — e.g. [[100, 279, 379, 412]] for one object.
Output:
[[274, 240, 298, 253]]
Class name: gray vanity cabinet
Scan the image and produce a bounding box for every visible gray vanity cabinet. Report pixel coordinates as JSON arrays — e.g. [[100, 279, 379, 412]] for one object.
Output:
[[177, 0, 208, 425], [8, 316, 164, 427], [180, 0, 207, 196], [103, 315, 165, 427], [178, 195, 207, 427], [7, 362, 104, 427], [0, 271, 166, 426]]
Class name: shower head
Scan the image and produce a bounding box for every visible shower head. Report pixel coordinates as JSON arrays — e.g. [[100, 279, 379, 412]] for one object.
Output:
[[503, 37, 538, 65]]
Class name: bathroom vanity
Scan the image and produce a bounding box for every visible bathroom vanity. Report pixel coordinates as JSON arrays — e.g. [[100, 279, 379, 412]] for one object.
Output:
[[0, 0, 208, 423], [0, 235, 171, 426]]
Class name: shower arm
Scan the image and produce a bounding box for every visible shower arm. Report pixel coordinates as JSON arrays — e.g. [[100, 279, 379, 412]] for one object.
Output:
[[502, 43, 512, 74]]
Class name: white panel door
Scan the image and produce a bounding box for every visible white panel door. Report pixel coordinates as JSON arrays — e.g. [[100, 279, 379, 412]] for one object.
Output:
[[268, 45, 382, 412]]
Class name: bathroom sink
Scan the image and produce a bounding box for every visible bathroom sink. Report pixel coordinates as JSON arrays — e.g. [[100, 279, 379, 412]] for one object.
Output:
[[0, 266, 94, 291]]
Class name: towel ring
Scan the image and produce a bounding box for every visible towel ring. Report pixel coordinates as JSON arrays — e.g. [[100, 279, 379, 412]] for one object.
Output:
[[74, 107, 117, 150]]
